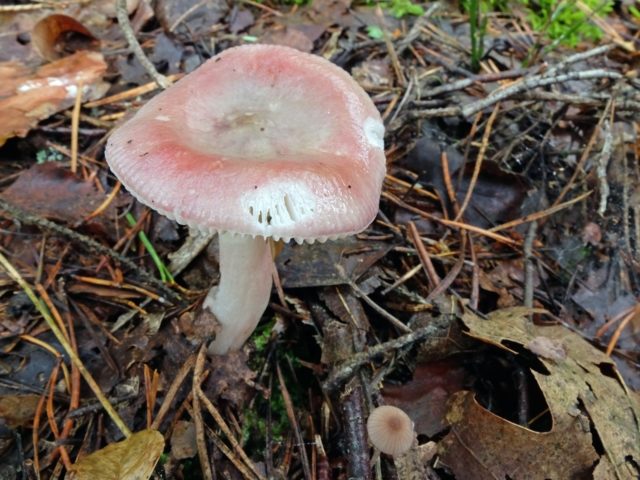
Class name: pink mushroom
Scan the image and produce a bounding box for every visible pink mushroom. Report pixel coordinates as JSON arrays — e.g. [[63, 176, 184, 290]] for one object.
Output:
[[106, 45, 386, 354]]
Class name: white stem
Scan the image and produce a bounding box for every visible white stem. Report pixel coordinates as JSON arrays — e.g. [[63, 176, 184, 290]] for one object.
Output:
[[204, 233, 273, 355]]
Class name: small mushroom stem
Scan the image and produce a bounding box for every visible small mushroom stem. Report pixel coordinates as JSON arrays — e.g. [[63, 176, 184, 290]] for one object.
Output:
[[204, 232, 273, 355]]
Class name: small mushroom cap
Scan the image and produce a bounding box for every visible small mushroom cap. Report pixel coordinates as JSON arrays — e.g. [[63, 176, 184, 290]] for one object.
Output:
[[106, 44, 386, 242], [367, 405, 415, 456]]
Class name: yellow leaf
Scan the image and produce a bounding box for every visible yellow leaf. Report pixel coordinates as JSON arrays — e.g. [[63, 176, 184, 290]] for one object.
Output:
[[69, 430, 164, 480]]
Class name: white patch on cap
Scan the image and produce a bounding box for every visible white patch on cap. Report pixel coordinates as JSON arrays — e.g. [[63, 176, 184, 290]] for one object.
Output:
[[242, 182, 316, 232], [155, 115, 171, 122], [364, 117, 384, 149]]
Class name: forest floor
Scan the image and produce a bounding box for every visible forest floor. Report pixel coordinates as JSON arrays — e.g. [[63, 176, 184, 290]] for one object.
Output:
[[0, 1, 639, 479]]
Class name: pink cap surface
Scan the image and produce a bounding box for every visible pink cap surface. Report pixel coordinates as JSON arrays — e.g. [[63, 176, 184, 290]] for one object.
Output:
[[106, 45, 386, 242]]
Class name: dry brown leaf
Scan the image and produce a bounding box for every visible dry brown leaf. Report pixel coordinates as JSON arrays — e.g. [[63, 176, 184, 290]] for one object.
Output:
[[0, 50, 108, 146], [0, 394, 40, 428], [68, 429, 164, 480], [32, 14, 99, 61], [441, 390, 598, 479], [440, 307, 640, 480]]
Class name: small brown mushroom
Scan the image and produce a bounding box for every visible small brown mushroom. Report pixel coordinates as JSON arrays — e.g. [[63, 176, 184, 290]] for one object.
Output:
[[366, 405, 415, 456]]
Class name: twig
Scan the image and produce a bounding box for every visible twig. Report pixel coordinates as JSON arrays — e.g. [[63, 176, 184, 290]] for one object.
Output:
[[116, 0, 171, 89], [277, 363, 312, 480], [341, 380, 371, 480], [425, 233, 467, 303], [422, 68, 531, 97], [523, 221, 538, 310], [84, 74, 182, 108], [70, 82, 83, 174], [339, 266, 411, 334], [194, 354, 265, 480], [323, 316, 450, 392], [150, 353, 195, 430], [0, 198, 182, 304], [192, 346, 213, 480], [489, 190, 592, 233], [0, 252, 132, 438], [544, 44, 615, 77], [455, 103, 500, 221], [552, 98, 613, 208], [382, 191, 519, 247], [461, 69, 622, 117], [407, 221, 440, 289], [410, 69, 622, 120], [597, 116, 614, 216]]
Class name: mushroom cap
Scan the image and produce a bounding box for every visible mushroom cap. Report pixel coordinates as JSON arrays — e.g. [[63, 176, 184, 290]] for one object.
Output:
[[106, 44, 386, 242], [367, 405, 415, 456]]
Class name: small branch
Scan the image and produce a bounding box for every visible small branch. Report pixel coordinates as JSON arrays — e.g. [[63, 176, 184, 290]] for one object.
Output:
[[409, 69, 623, 120], [277, 363, 312, 480], [0, 198, 182, 304], [116, 0, 171, 90], [323, 316, 451, 392], [461, 69, 622, 117], [597, 119, 613, 216], [523, 221, 538, 311], [341, 380, 371, 480], [0, 253, 132, 438]]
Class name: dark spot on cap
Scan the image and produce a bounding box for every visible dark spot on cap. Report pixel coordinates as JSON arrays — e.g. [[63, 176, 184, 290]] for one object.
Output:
[[260, 127, 265, 132], [348, 185, 351, 188], [254, 185, 258, 189], [140, 152, 149, 157], [127, 139, 132, 144]]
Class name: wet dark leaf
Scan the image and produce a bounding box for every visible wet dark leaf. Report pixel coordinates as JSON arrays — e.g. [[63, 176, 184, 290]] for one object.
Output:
[[1, 163, 117, 235], [277, 238, 392, 288]]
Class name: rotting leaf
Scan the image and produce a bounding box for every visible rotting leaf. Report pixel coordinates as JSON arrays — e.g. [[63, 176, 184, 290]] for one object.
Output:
[[68, 429, 164, 480], [0, 50, 108, 146], [0, 394, 40, 428], [277, 238, 391, 288], [170, 420, 197, 460], [442, 307, 640, 480]]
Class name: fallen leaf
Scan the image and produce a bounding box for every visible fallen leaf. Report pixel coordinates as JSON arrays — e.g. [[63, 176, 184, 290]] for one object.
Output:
[[0, 394, 40, 428], [383, 360, 466, 437], [32, 14, 99, 61], [262, 28, 314, 52], [68, 429, 164, 480], [402, 131, 526, 228], [441, 307, 640, 480], [0, 50, 108, 146], [277, 238, 391, 288], [441, 390, 597, 480], [0, 163, 118, 236]]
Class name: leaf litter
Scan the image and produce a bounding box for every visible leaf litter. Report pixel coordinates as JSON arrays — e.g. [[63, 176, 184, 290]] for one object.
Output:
[[0, 1, 639, 479]]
